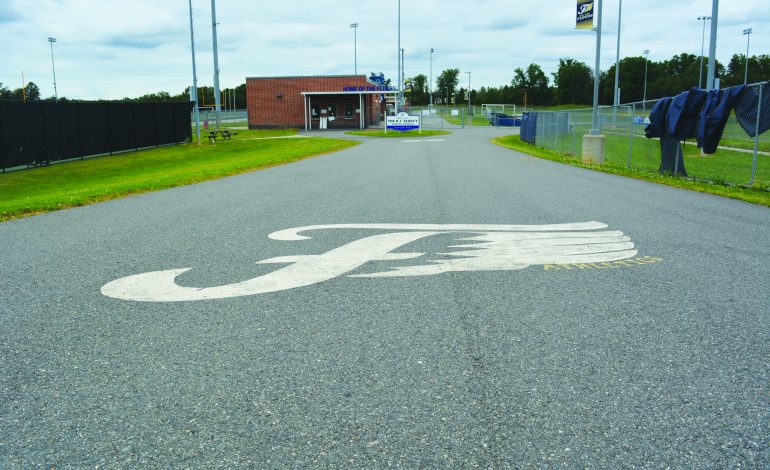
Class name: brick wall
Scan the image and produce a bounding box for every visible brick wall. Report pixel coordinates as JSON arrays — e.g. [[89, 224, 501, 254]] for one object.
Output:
[[246, 75, 380, 129]]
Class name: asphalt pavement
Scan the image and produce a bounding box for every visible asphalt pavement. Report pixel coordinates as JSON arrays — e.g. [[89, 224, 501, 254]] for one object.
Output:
[[1, 127, 768, 467]]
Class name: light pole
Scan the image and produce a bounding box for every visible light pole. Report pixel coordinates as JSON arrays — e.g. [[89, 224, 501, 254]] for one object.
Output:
[[429, 48, 434, 110], [706, 0, 718, 90], [642, 49, 650, 102], [397, 0, 401, 113], [465, 71, 471, 117], [350, 23, 358, 75], [188, 0, 201, 145], [401, 48, 405, 108], [590, 0, 603, 134], [48, 37, 58, 100], [743, 28, 752, 84], [697, 16, 711, 88], [613, 0, 622, 109], [211, 0, 221, 129]]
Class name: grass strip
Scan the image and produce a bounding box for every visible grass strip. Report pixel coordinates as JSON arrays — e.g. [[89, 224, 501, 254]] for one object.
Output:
[[492, 135, 770, 207], [443, 115, 490, 126], [345, 129, 451, 137], [0, 130, 359, 221]]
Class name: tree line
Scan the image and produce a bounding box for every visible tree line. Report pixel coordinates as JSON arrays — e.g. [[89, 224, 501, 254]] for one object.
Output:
[[0, 83, 248, 109], [406, 52, 770, 107], [2, 52, 767, 108]]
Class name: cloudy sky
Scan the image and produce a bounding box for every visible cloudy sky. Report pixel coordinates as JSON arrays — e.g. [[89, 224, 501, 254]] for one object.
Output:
[[1, 0, 767, 100]]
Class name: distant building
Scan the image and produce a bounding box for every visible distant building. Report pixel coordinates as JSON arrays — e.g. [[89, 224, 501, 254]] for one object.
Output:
[[246, 75, 395, 130]]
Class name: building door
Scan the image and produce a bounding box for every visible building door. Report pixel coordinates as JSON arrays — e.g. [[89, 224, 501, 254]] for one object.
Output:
[[320, 108, 328, 129]]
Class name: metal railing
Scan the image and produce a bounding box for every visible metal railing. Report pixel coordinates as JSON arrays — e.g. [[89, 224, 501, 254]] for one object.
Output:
[[530, 82, 769, 189]]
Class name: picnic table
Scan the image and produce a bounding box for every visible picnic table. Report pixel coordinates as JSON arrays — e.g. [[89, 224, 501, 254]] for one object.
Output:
[[208, 129, 237, 143]]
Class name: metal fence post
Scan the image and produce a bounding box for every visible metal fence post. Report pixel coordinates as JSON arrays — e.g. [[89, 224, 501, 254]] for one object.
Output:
[[627, 103, 635, 168], [674, 142, 681, 176], [106, 103, 113, 155], [0, 102, 4, 173], [75, 102, 84, 159], [749, 84, 763, 186], [461, 108, 465, 128]]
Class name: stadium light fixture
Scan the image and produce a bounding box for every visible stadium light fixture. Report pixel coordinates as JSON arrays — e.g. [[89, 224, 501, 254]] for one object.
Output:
[[697, 16, 711, 88], [743, 28, 752, 84]]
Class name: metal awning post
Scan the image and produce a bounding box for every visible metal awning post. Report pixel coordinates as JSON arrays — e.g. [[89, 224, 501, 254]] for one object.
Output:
[[304, 95, 308, 131], [359, 93, 364, 129]]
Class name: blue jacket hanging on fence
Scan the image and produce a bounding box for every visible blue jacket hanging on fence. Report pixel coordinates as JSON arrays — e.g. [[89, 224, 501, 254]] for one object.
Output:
[[734, 82, 770, 138], [696, 85, 746, 154], [520, 112, 537, 144], [666, 87, 707, 140], [644, 97, 672, 139], [644, 96, 687, 176]]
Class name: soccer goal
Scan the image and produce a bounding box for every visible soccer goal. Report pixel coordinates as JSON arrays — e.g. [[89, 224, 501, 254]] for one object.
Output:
[[482, 104, 518, 117]]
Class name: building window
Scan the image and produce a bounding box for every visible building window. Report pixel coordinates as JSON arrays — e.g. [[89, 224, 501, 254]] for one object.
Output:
[[345, 103, 354, 119], [311, 104, 320, 117], [328, 104, 337, 117]]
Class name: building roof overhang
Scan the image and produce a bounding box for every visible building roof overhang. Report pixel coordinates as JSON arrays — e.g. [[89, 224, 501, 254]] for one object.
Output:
[[301, 90, 398, 96]]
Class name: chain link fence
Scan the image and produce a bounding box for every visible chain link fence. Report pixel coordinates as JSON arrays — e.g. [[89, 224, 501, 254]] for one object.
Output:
[[528, 81, 769, 189], [191, 109, 248, 129], [406, 106, 517, 129]]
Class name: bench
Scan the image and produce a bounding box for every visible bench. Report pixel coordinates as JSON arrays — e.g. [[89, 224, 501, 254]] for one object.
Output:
[[207, 130, 238, 143]]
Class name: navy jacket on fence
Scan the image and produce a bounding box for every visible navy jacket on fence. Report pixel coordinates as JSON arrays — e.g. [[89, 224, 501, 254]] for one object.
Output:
[[644, 97, 672, 138], [735, 82, 770, 137], [666, 87, 707, 140], [696, 85, 746, 154]]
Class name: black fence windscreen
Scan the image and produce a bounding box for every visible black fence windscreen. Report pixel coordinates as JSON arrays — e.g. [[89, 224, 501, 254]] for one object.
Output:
[[0, 101, 192, 171]]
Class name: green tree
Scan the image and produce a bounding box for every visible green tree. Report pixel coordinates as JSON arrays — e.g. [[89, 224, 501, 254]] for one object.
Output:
[[511, 64, 551, 106], [723, 54, 770, 86], [436, 68, 460, 104], [409, 74, 428, 105], [0, 82, 11, 99], [552, 58, 593, 105]]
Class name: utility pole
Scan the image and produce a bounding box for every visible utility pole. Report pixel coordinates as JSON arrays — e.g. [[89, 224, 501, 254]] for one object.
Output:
[[743, 28, 752, 84], [706, 0, 719, 90], [188, 0, 201, 145], [697, 16, 711, 88], [48, 37, 58, 100], [211, 0, 221, 129]]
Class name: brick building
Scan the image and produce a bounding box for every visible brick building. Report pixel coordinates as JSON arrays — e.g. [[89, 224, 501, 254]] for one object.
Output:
[[246, 75, 395, 130]]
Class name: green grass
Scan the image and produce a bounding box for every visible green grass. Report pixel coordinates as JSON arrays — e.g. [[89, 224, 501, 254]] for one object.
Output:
[[345, 129, 451, 137], [529, 104, 589, 111], [0, 129, 359, 221], [443, 114, 490, 126], [537, 126, 770, 189], [492, 135, 770, 207]]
